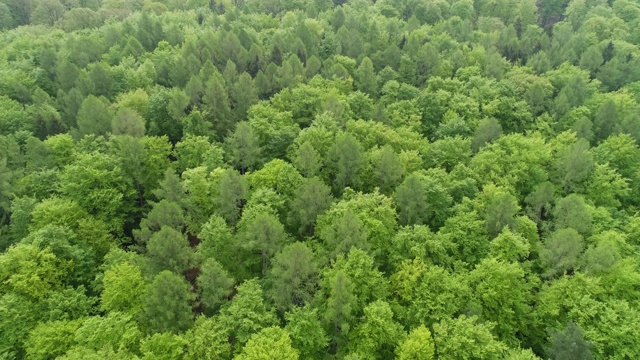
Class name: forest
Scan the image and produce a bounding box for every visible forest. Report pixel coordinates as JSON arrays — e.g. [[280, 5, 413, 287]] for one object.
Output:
[[1, 0, 640, 358]]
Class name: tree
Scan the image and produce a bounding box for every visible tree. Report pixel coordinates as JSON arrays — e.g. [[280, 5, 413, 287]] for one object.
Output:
[[391, 259, 469, 328], [468, 258, 535, 346], [59, 152, 135, 233], [9, 196, 36, 242], [0, 3, 16, 30], [327, 132, 365, 193], [197, 258, 234, 313], [140, 332, 186, 360], [219, 279, 277, 350], [147, 89, 184, 144], [547, 322, 594, 360], [202, 73, 232, 138], [231, 72, 259, 122], [284, 306, 329, 359], [25, 319, 80, 360], [184, 316, 231, 360], [288, 177, 333, 236], [214, 168, 247, 226], [235, 327, 299, 360], [292, 141, 321, 178], [101, 262, 145, 314], [173, 135, 224, 174], [323, 270, 355, 355], [438, 209, 491, 266], [76, 95, 113, 138], [371, 145, 403, 194], [433, 316, 507, 360], [396, 325, 435, 360], [473, 117, 503, 152], [267, 242, 319, 312], [593, 99, 618, 142], [237, 205, 288, 276], [146, 226, 193, 275], [0, 244, 64, 300], [247, 159, 303, 200], [485, 191, 520, 237], [489, 227, 530, 262], [541, 228, 584, 278], [348, 300, 404, 360], [552, 194, 592, 236], [140, 271, 194, 334], [225, 121, 261, 174], [356, 57, 377, 96], [31, 0, 65, 26], [134, 199, 185, 245], [112, 108, 145, 137], [317, 208, 369, 258], [73, 312, 142, 354], [393, 172, 452, 229], [554, 138, 593, 193]]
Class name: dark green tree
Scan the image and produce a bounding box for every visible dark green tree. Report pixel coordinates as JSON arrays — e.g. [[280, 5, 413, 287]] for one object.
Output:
[[288, 177, 333, 236], [146, 226, 194, 275], [225, 121, 261, 174], [547, 322, 594, 360], [140, 271, 195, 334], [327, 133, 365, 193], [76, 95, 112, 138], [267, 242, 319, 312]]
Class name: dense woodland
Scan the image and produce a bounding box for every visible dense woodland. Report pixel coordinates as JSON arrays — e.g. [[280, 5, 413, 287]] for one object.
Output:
[[1, 0, 640, 358]]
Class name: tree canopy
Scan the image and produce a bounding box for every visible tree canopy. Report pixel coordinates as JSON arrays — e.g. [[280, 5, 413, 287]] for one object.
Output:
[[1, 0, 640, 359]]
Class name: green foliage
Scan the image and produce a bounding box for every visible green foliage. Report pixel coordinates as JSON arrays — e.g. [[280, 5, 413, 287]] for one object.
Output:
[[183, 316, 231, 360], [267, 242, 319, 312], [73, 312, 142, 354], [76, 96, 113, 138], [140, 332, 186, 360], [100, 262, 145, 314], [396, 325, 435, 360], [140, 271, 194, 334], [433, 315, 508, 360], [348, 300, 404, 359], [284, 306, 329, 359], [2, 1, 640, 359], [146, 226, 193, 275], [468, 258, 536, 346], [236, 205, 288, 276], [219, 279, 277, 350], [288, 176, 332, 236], [541, 228, 584, 278], [197, 258, 234, 313], [547, 322, 594, 360], [235, 327, 299, 360], [25, 319, 81, 360]]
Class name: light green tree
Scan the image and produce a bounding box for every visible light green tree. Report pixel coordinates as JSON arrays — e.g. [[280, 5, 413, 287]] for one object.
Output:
[[234, 327, 299, 360]]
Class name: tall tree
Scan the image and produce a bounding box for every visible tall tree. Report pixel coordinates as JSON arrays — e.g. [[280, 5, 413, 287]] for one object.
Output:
[[100, 262, 145, 315], [140, 271, 194, 334], [356, 57, 377, 96], [76, 95, 112, 138], [146, 226, 194, 275], [237, 205, 288, 276], [235, 327, 299, 360], [547, 322, 594, 360], [267, 242, 319, 312], [218, 279, 277, 351], [225, 121, 261, 174], [327, 133, 365, 193], [288, 177, 333, 236], [396, 325, 435, 360], [284, 307, 329, 359], [196, 258, 234, 314]]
